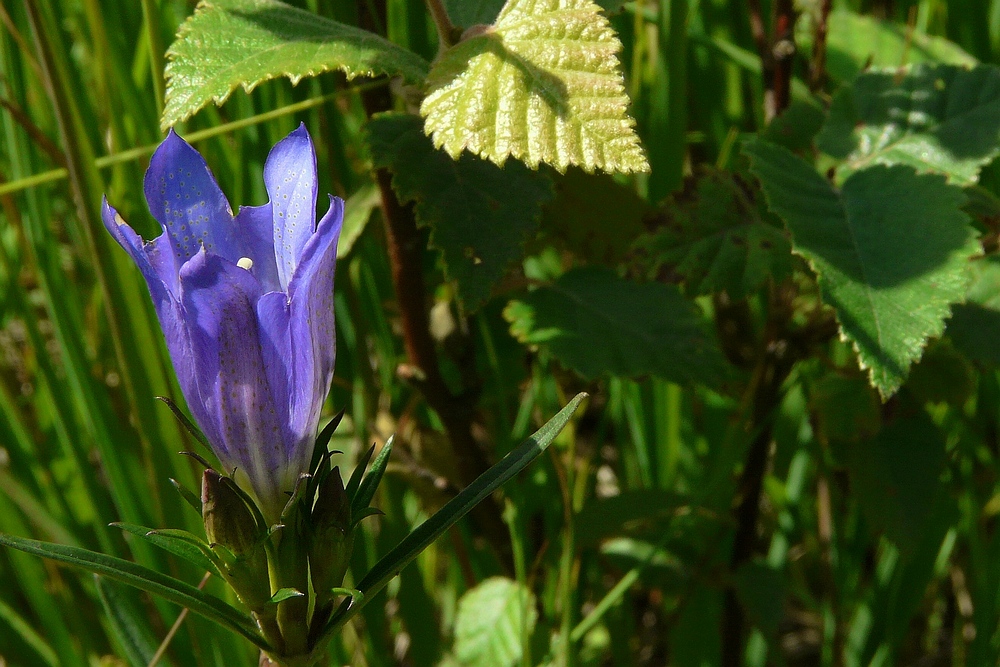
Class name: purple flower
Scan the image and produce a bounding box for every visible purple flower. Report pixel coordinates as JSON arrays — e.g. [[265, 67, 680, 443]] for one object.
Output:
[[103, 125, 343, 523]]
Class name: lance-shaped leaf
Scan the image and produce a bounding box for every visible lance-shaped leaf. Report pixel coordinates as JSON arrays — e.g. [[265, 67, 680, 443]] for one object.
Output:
[[504, 267, 727, 385], [817, 64, 1000, 185], [0, 533, 268, 649], [312, 394, 587, 652], [744, 138, 979, 398], [163, 0, 430, 128], [368, 113, 553, 308], [421, 0, 648, 174]]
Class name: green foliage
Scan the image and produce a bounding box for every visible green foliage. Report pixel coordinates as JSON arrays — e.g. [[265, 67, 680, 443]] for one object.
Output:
[[452, 577, 537, 667], [163, 0, 429, 128], [947, 256, 1000, 364], [635, 169, 792, 298], [367, 113, 553, 308], [745, 138, 978, 397], [818, 64, 1000, 185], [798, 10, 976, 82], [421, 0, 648, 173], [504, 267, 726, 384]]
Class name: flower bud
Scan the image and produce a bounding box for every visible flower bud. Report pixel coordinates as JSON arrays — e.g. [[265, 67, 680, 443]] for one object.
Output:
[[202, 469, 271, 609], [309, 467, 354, 601]]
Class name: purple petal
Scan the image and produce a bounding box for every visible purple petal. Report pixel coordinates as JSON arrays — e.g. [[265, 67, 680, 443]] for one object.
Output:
[[102, 198, 179, 299], [144, 130, 240, 266], [283, 196, 344, 463], [178, 250, 289, 518], [265, 124, 318, 290], [234, 204, 282, 293]]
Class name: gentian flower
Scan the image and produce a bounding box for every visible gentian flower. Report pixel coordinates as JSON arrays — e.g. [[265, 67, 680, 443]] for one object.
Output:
[[103, 125, 343, 523]]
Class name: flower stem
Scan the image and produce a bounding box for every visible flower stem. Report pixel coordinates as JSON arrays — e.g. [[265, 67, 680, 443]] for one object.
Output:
[[424, 0, 458, 50]]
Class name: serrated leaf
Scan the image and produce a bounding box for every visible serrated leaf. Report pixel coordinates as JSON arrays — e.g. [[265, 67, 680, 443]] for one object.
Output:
[[453, 577, 537, 667], [446, 0, 626, 27], [798, 10, 976, 83], [368, 113, 553, 308], [503, 267, 726, 384], [543, 168, 647, 263], [744, 138, 978, 398], [163, 0, 430, 128], [817, 64, 1000, 185], [421, 0, 648, 174], [636, 169, 791, 298]]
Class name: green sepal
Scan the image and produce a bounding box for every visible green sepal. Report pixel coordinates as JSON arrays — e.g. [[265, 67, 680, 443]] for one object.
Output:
[[168, 478, 202, 515], [345, 444, 376, 503], [350, 507, 385, 529], [156, 396, 214, 455], [310, 408, 346, 474], [352, 436, 393, 517], [266, 588, 305, 606]]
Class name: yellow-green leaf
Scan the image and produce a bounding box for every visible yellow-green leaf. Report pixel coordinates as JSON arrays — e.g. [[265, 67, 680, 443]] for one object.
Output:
[[421, 0, 648, 174]]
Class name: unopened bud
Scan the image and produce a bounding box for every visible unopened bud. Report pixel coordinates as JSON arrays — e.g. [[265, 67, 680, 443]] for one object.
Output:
[[309, 468, 354, 601], [202, 470, 271, 609]]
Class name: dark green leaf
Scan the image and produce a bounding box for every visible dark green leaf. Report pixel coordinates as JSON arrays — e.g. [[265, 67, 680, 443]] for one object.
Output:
[[504, 267, 727, 384], [367, 113, 553, 309], [745, 138, 978, 397], [947, 256, 1000, 365], [543, 168, 648, 264], [848, 412, 947, 554], [0, 534, 267, 649], [817, 64, 1000, 185], [112, 523, 221, 577], [636, 169, 792, 298], [163, 0, 429, 128]]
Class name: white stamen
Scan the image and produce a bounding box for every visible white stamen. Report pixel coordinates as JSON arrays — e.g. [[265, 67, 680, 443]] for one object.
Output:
[[237, 257, 254, 271], [114, 213, 127, 226]]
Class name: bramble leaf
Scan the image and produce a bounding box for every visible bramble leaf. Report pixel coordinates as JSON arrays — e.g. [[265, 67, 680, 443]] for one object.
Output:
[[636, 169, 791, 298], [163, 0, 429, 128], [453, 578, 537, 667], [368, 113, 553, 309], [817, 64, 1000, 185], [745, 138, 978, 398], [421, 0, 648, 174], [504, 267, 726, 384]]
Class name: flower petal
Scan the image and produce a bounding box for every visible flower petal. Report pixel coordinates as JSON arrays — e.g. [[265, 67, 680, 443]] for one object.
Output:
[[284, 196, 344, 457], [178, 250, 288, 518], [234, 204, 282, 293], [144, 130, 240, 265], [265, 124, 318, 290]]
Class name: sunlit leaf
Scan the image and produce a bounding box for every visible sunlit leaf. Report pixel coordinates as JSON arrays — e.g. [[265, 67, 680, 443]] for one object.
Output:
[[818, 64, 1000, 185], [745, 138, 978, 397], [421, 0, 648, 173], [453, 578, 537, 667], [163, 0, 429, 128]]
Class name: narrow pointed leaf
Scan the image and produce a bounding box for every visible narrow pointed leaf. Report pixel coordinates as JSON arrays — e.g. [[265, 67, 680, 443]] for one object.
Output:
[[352, 436, 393, 517], [94, 577, 159, 667], [112, 523, 221, 577], [163, 0, 430, 128], [169, 478, 203, 515], [0, 534, 267, 649], [321, 393, 586, 642], [421, 0, 648, 173], [346, 444, 376, 503]]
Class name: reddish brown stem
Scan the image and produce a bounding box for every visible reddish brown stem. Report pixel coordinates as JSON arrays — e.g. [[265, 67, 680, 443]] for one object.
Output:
[[356, 0, 513, 573]]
